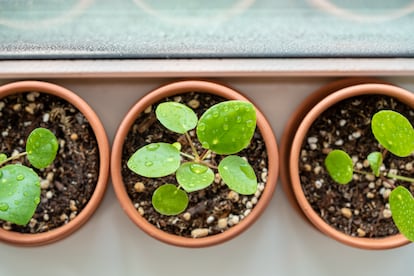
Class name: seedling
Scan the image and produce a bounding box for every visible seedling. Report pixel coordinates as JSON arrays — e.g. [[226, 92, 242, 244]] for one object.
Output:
[[0, 128, 58, 225], [325, 110, 414, 241], [127, 100, 258, 216]]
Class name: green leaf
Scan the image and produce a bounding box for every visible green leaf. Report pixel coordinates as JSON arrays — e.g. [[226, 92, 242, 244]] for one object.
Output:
[[325, 150, 353, 185], [152, 184, 188, 215], [0, 153, 7, 163], [127, 142, 180, 178], [389, 186, 414, 241], [371, 110, 414, 157], [176, 162, 214, 192], [367, 151, 382, 177], [0, 164, 40, 225], [172, 142, 182, 151], [197, 101, 256, 155], [218, 155, 257, 195], [155, 102, 198, 134], [26, 128, 58, 169]]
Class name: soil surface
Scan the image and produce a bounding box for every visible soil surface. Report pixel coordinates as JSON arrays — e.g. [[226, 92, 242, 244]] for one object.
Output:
[[0, 92, 99, 233], [121, 92, 268, 238], [299, 95, 414, 238]]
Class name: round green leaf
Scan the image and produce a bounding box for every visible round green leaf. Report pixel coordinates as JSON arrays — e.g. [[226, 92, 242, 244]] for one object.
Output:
[[152, 184, 188, 215], [0, 164, 40, 225], [0, 153, 7, 163], [371, 110, 414, 157], [127, 142, 180, 178], [367, 151, 382, 177], [218, 155, 257, 195], [389, 186, 414, 241], [176, 162, 214, 192], [26, 128, 58, 169], [155, 102, 198, 134], [197, 101, 256, 155], [324, 150, 353, 185]]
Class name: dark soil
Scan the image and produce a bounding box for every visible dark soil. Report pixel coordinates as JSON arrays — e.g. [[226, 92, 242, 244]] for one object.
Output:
[[300, 95, 414, 238], [0, 91, 99, 233], [121, 92, 268, 238]]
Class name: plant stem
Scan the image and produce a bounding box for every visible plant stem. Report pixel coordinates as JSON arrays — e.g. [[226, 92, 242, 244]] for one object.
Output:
[[353, 169, 372, 176], [200, 160, 217, 170], [199, 149, 211, 161], [386, 173, 414, 183], [354, 169, 414, 183], [180, 152, 195, 160], [0, 152, 27, 167], [185, 132, 200, 161]]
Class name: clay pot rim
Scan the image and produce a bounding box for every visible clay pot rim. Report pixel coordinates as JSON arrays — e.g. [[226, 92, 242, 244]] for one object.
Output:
[[0, 80, 110, 246], [289, 82, 414, 250], [111, 80, 278, 248]]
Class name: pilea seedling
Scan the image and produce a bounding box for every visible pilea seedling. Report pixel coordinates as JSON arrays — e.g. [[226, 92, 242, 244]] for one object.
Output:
[[0, 128, 58, 225], [325, 110, 414, 241], [127, 100, 258, 216]]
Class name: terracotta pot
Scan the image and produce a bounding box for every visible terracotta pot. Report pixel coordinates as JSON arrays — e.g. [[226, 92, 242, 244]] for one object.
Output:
[[281, 78, 413, 250], [111, 80, 278, 248], [0, 80, 110, 246]]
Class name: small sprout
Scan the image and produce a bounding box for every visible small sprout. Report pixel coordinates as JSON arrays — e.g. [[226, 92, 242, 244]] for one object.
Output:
[[0, 128, 58, 225], [324, 150, 353, 185], [128, 100, 258, 216], [367, 152, 382, 177], [325, 109, 414, 241]]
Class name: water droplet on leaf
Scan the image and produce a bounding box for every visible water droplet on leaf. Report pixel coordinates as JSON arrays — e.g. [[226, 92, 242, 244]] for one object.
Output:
[[147, 144, 160, 151], [145, 161, 153, 167], [190, 164, 208, 174], [0, 202, 9, 211], [223, 124, 229, 131], [16, 174, 24, 181], [246, 120, 254, 127], [198, 123, 206, 131]]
